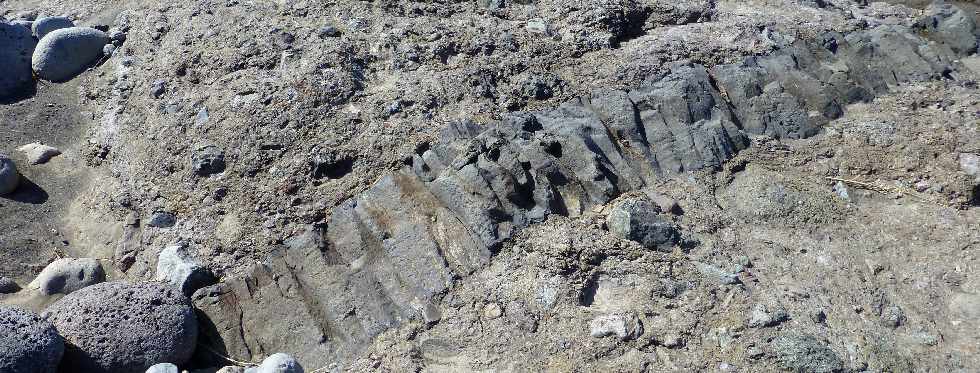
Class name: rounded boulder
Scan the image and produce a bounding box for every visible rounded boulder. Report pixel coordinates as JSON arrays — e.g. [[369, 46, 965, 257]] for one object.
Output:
[[0, 22, 36, 99], [44, 281, 199, 373], [32, 27, 108, 82], [29, 257, 106, 296], [0, 305, 65, 373], [0, 153, 20, 195], [32, 16, 74, 40]]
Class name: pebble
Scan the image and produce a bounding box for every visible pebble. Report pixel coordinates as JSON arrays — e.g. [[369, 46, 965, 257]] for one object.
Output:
[[145, 363, 179, 373], [148, 211, 177, 228], [245, 353, 304, 373], [317, 25, 339, 38], [0, 154, 19, 195], [0, 277, 20, 293], [29, 257, 106, 296], [32, 16, 74, 39], [0, 305, 65, 373], [217, 367, 246, 373], [43, 281, 198, 373], [32, 27, 110, 82], [17, 142, 61, 165], [747, 303, 790, 328], [482, 303, 503, 319], [151, 79, 166, 98], [156, 244, 215, 296], [589, 312, 643, 340], [103, 43, 116, 57], [960, 153, 979, 178]]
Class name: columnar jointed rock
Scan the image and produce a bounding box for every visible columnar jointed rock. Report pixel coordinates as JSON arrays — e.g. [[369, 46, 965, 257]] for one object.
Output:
[[0, 22, 35, 99], [0, 305, 64, 373], [0, 154, 19, 195], [29, 257, 106, 296], [44, 281, 198, 373], [31, 16, 74, 40], [156, 244, 215, 296], [32, 27, 109, 82]]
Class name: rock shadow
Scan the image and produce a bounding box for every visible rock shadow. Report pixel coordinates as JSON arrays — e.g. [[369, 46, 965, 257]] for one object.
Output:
[[2, 176, 49, 204], [0, 82, 38, 105]]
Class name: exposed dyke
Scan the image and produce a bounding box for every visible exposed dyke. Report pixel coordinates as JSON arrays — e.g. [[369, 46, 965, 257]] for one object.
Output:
[[192, 6, 980, 368]]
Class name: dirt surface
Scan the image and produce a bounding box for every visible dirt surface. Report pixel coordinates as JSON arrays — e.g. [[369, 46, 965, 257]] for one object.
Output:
[[1, 0, 979, 372]]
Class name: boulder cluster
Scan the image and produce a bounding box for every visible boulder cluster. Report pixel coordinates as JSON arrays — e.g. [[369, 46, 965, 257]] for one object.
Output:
[[0, 14, 122, 100]]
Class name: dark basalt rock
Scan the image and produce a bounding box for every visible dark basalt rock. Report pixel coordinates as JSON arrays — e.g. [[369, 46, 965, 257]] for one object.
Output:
[[0, 305, 64, 373]]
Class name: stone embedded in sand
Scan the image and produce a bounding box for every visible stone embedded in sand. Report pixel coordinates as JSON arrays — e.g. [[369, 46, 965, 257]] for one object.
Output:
[[770, 334, 845, 373], [606, 198, 679, 251], [0, 22, 36, 100], [32, 27, 109, 82], [43, 281, 198, 373], [246, 353, 305, 373], [31, 16, 74, 40], [0, 305, 65, 373], [589, 312, 643, 340], [156, 244, 215, 296], [0, 277, 20, 293], [192, 145, 226, 176], [29, 257, 106, 296], [17, 142, 61, 165], [145, 362, 179, 373], [0, 153, 20, 195]]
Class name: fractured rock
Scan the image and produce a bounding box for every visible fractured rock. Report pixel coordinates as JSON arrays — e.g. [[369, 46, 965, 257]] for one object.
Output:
[[156, 244, 215, 296], [17, 142, 61, 165], [607, 198, 679, 251], [0, 154, 20, 195], [44, 281, 198, 373], [32, 16, 74, 40], [0, 305, 64, 373], [32, 27, 109, 82]]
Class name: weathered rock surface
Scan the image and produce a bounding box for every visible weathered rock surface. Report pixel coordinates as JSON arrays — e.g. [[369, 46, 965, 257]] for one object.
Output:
[[606, 198, 679, 250], [32, 26, 109, 82], [31, 16, 74, 40], [44, 281, 198, 373], [29, 257, 105, 296], [0, 22, 35, 99], [0, 305, 64, 373], [0, 153, 19, 195]]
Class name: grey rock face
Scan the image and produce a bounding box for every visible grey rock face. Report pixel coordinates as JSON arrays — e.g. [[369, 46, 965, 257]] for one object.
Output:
[[0, 305, 64, 373], [0, 153, 20, 195], [32, 27, 109, 82], [145, 362, 179, 373], [252, 353, 304, 373], [914, 2, 978, 55], [156, 244, 215, 296], [770, 334, 844, 373], [0, 22, 35, 99], [31, 16, 74, 40], [29, 257, 106, 296], [44, 281, 198, 373], [0, 277, 20, 293], [607, 199, 679, 251]]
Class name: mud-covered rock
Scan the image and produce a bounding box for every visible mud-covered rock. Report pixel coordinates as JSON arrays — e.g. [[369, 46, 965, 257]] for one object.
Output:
[[32, 27, 109, 82], [0, 22, 35, 99], [0, 153, 19, 195], [44, 281, 198, 373], [0, 305, 64, 373], [29, 257, 105, 296], [31, 16, 74, 40]]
